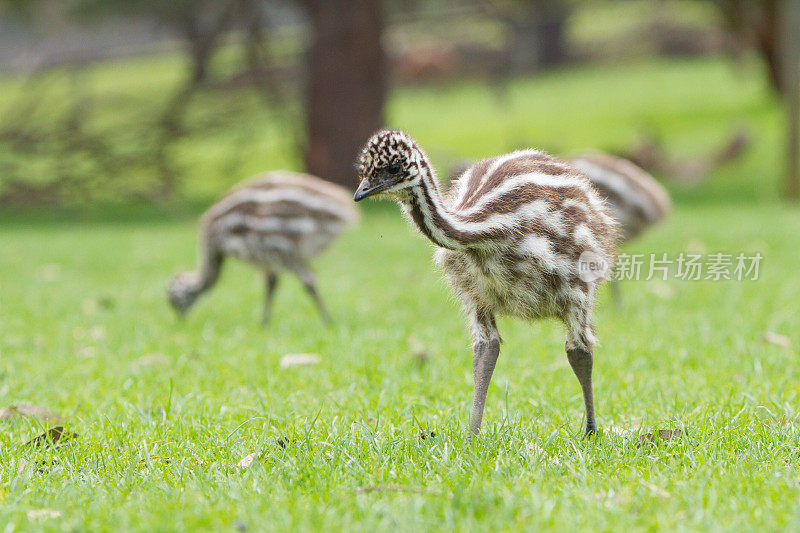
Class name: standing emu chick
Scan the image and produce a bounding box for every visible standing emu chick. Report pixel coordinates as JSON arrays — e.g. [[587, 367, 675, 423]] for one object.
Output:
[[355, 130, 618, 436], [168, 171, 359, 324]]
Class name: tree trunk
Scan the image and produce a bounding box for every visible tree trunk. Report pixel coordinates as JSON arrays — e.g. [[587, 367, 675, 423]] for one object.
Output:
[[302, 0, 387, 187], [506, 1, 570, 73], [783, 0, 800, 200], [756, 0, 783, 94]]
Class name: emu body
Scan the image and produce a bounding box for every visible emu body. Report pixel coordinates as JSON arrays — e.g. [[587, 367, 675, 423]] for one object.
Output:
[[451, 151, 671, 245], [168, 171, 359, 323], [356, 130, 618, 436]]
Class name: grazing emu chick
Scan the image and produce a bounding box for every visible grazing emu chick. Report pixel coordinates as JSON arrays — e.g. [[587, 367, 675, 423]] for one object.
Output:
[[568, 152, 671, 243], [355, 130, 618, 436], [168, 171, 359, 324]]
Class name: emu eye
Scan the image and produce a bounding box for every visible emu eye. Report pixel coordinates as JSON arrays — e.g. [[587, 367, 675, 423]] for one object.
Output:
[[386, 164, 402, 175]]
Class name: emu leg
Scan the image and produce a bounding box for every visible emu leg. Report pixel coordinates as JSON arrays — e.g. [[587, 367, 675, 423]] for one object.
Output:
[[262, 272, 278, 325], [566, 347, 596, 436], [469, 311, 501, 436], [470, 337, 501, 436], [296, 267, 331, 324]]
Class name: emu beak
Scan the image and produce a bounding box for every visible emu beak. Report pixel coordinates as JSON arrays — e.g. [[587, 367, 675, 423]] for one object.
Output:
[[354, 178, 373, 202], [355, 178, 394, 202]]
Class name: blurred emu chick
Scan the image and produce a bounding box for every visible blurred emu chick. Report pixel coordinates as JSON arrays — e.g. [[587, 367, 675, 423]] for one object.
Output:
[[355, 130, 618, 437], [168, 171, 359, 324], [567, 152, 671, 243]]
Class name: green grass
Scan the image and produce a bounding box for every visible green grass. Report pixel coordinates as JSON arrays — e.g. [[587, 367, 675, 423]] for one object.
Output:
[[2, 52, 800, 530], [1, 201, 799, 531]]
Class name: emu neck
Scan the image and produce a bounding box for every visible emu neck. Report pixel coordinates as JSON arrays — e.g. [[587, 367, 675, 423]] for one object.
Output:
[[197, 245, 223, 292], [402, 172, 469, 251]]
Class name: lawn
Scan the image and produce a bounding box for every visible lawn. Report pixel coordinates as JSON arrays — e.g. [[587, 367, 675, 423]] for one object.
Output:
[[2, 56, 800, 531]]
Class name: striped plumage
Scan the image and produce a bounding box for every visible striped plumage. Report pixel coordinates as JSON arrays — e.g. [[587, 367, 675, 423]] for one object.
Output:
[[168, 171, 359, 324], [355, 130, 618, 436], [568, 152, 671, 243]]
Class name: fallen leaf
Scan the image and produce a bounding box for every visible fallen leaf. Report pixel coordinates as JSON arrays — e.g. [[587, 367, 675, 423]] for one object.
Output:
[[1, 405, 61, 423], [638, 428, 684, 448], [279, 353, 320, 368], [133, 353, 167, 367], [357, 485, 430, 495], [642, 481, 670, 498], [89, 326, 106, 341], [764, 332, 791, 349], [237, 453, 258, 468], [27, 509, 61, 520], [25, 426, 78, 448]]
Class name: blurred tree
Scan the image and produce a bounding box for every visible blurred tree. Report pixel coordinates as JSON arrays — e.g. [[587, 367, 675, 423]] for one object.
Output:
[[782, 0, 800, 200], [71, 0, 237, 84], [299, 0, 387, 187], [483, 0, 572, 73], [713, 0, 784, 93], [713, 0, 800, 199]]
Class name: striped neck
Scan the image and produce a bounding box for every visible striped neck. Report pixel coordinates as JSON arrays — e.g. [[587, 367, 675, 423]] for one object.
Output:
[[402, 173, 470, 250], [197, 246, 223, 292]]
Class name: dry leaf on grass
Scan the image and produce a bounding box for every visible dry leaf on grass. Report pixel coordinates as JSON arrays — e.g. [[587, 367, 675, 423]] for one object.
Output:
[[764, 332, 791, 349], [237, 453, 258, 468], [219, 452, 261, 471], [27, 509, 61, 520], [357, 485, 430, 495], [25, 426, 78, 448], [1, 405, 61, 423], [638, 428, 684, 448], [642, 481, 670, 498], [279, 353, 320, 368], [133, 353, 167, 367]]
